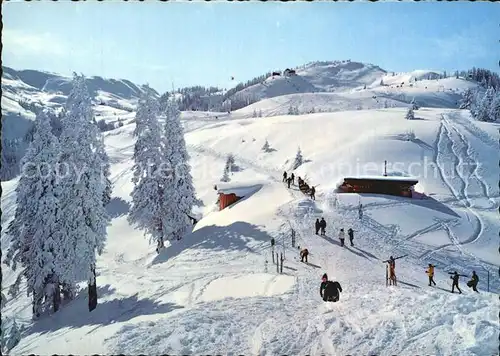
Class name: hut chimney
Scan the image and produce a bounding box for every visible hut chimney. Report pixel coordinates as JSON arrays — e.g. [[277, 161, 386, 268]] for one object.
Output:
[[383, 160, 387, 176]]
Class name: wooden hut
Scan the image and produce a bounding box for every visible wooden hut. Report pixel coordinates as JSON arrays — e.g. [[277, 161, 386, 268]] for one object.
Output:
[[217, 183, 262, 210], [338, 176, 418, 198]]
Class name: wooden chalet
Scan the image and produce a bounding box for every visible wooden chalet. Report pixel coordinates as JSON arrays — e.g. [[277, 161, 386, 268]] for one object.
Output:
[[338, 175, 418, 198]]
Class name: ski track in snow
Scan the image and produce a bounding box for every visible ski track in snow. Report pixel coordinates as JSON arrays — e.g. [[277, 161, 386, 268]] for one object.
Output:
[[420, 114, 486, 261], [443, 114, 497, 208]]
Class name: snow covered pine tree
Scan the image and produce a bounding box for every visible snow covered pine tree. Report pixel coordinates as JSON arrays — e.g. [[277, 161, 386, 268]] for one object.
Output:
[[292, 147, 304, 169], [5, 109, 63, 317], [160, 97, 197, 242], [128, 86, 167, 252], [57, 73, 110, 312]]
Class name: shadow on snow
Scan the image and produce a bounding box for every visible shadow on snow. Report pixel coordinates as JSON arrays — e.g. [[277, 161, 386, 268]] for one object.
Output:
[[26, 285, 184, 334], [151, 221, 273, 266], [106, 197, 131, 218]]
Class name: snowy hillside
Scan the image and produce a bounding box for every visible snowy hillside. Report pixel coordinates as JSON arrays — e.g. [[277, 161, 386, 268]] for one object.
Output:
[[225, 61, 386, 105], [235, 76, 480, 117], [2, 102, 499, 354], [296, 60, 387, 92], [1, 67, 153, 179]]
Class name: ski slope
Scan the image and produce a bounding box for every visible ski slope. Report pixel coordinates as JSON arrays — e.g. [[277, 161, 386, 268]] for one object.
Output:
[[2, 102, 499, 355]]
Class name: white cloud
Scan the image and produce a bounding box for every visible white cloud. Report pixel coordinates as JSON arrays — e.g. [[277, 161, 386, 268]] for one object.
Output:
[[3, 29, 67, 56]]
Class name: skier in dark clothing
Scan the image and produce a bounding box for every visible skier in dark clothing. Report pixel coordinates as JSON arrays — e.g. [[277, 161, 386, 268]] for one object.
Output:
[[320, 274, 342, 302], [310, 186, 316, 200], [449, 271, 466, 294], [467, 271, 479, 292], [287, 177, 292, 188], [283, 171, 287, 182], [315, 219, 321, 235], [300, 248, 309, 263], [319, 218, 326, 236], [348, 228, 354, 246], [290, 173, 295, 185]]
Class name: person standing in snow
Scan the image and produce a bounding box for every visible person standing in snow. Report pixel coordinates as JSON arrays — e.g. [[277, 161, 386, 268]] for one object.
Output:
[[449, 271, 466, 294], [300, 248, 309, 263], [383, 255, 405, 286], [315, 219, 321, 235], [426, 264, 436, 286], [358, 203, 363, 220], [467, 271, 479, 292], [287, 177, 292, 189], [290, 173, 295, 185], [310, 186, 316, 200], [338, 228, 345, 247], [320, 273, 342, 302], [319, 218, 326, 236], [347, 228, 354, 246], [283, 171, 288, 182]]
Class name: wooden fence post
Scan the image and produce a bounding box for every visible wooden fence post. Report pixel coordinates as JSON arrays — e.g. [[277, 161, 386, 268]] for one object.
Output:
[[276, 253, 279, 273], [280, 253, 284, 274]]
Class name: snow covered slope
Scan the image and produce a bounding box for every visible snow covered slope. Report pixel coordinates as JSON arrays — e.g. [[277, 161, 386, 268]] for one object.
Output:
[[233, 76, 480, 118], [296, 60, 387, 92], [2, 104, 498, 355], [1, 67, 152, 179]]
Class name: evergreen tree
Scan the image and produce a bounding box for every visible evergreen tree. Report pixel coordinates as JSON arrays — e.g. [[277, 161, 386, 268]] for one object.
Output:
[[258, 109, 263, 117], [5, 109, 62, 316], [128, 88, 165, 246], [459, 88, 474, 109], [221, 165, 230, 182], [292, 147, 303, 170], [160, 98, 196, 241], [406, 108, 415, 120], [57, 73, 110, 293], [476, 88, 495, 122], [262, 139, 271, 152], [288, 105, 295, 115], [488, 90, 500, 122], [380, 79, 384, 86], [252, 109, 257, 118], [4, 319, 23, 352], [410, 97, 419, 110], [97, 135, 112, 206]]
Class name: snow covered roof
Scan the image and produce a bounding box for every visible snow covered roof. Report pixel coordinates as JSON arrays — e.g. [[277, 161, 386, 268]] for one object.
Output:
[[343, 175, 418, 183], [217, 183, 263, 196]]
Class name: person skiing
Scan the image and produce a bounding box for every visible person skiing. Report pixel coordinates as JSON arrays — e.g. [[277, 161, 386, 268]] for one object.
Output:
[[320, 274, 342, 302], [283, 171, 288, 182], [449, 271, 466, 294], [310, 186, 316, 200], [315, 219, 321, 235], [338, 228, 345, 247], [319, 218, 326, 236], [347, 228, 354, 246], [290, 173, 295, 185], [467, 271, 479, 292], [426, 264, 436, 286], [300, 248, 309, 263]]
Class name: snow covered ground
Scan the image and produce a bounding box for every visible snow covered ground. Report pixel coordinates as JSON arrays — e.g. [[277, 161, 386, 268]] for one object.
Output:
[[2, 92, 499, 355]]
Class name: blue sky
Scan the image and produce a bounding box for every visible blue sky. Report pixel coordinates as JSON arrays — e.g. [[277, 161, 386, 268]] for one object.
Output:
[[3, 1, 499, 93]]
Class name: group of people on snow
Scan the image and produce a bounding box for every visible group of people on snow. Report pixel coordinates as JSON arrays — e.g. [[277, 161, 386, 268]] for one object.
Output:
[[425, 264, 479, 293], [314, 219, 355, 247], [282, 171, 316, 200], [383, 257, 481, 293]]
